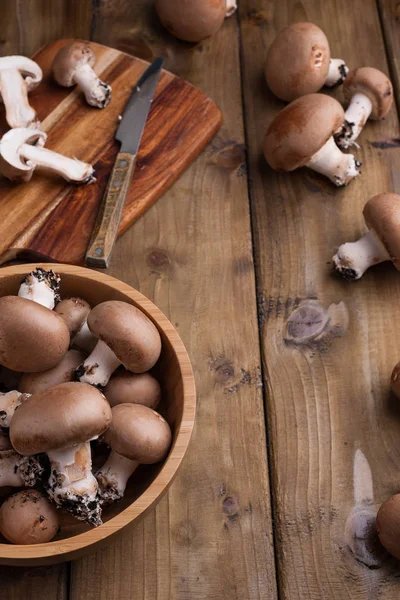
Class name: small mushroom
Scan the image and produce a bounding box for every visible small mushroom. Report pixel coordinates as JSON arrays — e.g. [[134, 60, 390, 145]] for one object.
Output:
[[97, 404, 171, 504], [0, 56, 42, 128], [10, 382, 112, 526], [155, 0, 226, 42], [19, 349, 85, 395], [0, 449, 43, 488], [264, 94, 360, 187], [0, 489, 60, 545], [265, 23, 348, 102], [0, 127, 95, 184], [333, 193, 400, 280], [335, 67, 393, 149], [18, 267, 61, 309], [0, 390, 28, 428], [53, 42, 111, 109], [104, 370, 161, 409], [376, 494, 400, 559], [75, 301, 162, 388], [55, 297, 96, 353], [0, 296, 69, 373]]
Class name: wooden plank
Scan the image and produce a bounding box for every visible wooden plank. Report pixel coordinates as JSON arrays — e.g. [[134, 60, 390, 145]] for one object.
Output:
[[378, 0, 400, 118], [0, 565, 68, 600], [70, 2, 277, 599], [239, 0, 400, 598]]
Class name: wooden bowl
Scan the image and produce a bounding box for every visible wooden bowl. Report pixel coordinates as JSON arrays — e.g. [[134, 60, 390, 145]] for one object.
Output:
[[0, 264, 196, 566]]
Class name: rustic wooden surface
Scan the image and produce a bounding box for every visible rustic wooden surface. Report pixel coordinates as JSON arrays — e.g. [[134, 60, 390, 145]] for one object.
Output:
[[3, 0, 400, 598]]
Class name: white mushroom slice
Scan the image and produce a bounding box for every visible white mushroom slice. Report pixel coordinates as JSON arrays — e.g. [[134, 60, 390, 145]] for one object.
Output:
[[0, 449, 43, 488], [18, 267, 61, 309], [0, 56, 42, 128], [0, 390, 29, 428]]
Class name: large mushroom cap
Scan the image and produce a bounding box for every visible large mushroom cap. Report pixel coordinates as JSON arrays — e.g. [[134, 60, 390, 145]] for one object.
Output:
[[0, 296, 69, 373], [10, 381, 112, 455], [104, 370, 161, 409], [264, 93, 344, 171], [104, 403, 172, 464], [343, 67, 393, 120], [88, 301, 162, 373], [363, 193, 400, 270], [265, 22, 330, 102], [53, 42, 95, 87], [55, 297, 91, 338], [155, 0, 226, 43], [19, 348, 86, 395]]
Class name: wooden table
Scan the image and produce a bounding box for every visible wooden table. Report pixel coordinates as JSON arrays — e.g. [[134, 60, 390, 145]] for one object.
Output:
[[2, 0, 400, 598]]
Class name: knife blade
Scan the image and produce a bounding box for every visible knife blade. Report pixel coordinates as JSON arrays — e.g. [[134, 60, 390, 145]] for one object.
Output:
[[85, 56, 164, 268]]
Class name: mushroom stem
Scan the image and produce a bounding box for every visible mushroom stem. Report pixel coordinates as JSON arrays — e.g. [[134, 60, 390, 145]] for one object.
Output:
[[72, 63, 111, 109], [46, 442, 102, 526], [325, 58, 349, 87], [97, 451, 139, 504], [72, 320, 97, 353], [225, 0, 237, 16], [20, 143, 95, 184], [0, 68, 37, 128], [0, 449, 43, 487], [332, 230, 390, 280], [76, 340, 121, 388], [335, 93, 373, 149], [0, 391, 28, 428], [18, 267, 61, 309], [305, 135, 360, 186]]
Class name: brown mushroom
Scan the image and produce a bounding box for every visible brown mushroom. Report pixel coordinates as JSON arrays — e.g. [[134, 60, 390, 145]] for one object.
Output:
[[335, 67, 393, 149], [0, 296, 70, 372], [75, 301, 162, 387], [377, 494, 400, 559], [0, 56, 42, 128], [104, 370, 161, 409], [18, 267, 60, 309], [155, 0, 226, 42], [0, 449, 43, 488], [53, 42, 111, 109], [265, 23, 348, 102], [333, 193, 400, 280], [55, 297, 96, 353], [264, 94, 360, 186], [0, 489, 60, 545], [19, 349, 86, 395], [97, 403, 171, 504]]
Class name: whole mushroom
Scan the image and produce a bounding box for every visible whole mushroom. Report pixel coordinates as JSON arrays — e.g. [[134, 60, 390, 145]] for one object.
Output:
[[265, 23, 348, 102], [335, 67, 393, 149], [333, 193, 400, 280], [155, 0, 228, 42], [18, 267, 60, 309], [264, 94, 360, 187], [104, 370, 161, 409], [19, 349, 86, 395], [97, 403, 171, 504], [53, 42, 111, 109], [55, 297, 96, 353], [75, 301, 162, 388], [0, 490, 60, 545], [0, 56, 42, 128]]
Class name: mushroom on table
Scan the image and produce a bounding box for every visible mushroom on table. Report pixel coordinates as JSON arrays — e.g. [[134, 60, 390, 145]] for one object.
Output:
[[104, 370, 161, 409], [155, 0, 228, 42], [55, 297, 96, 353], [0, 56, 42, 128]]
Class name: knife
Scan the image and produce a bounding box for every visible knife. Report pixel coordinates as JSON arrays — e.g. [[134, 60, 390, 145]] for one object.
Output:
[[85, 56, 164, 268]]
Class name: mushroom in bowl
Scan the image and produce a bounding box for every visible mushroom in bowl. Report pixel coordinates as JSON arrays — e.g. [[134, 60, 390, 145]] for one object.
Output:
[[0, 490, 60, 545], [104, 370, 161, 409], [55, 297, 96, 353], [0, 56, 42, 128]]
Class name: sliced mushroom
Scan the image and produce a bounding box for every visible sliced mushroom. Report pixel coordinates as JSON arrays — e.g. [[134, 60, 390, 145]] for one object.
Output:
[[0, 390, 28, 428], [18, 267, 61, 309], [53, 42, 111, 109], [19, 349, 85, 395], [155, 0, 226, 42], [335, 67, 393, 149], [264, 94, 360, 186], [75, 301, 162, 388], [55, 297, 96, 353], [265, 23, 348, 102], [97, 404, 171, 504], [104, 370, 161, 409], [10, 382, 112, 526], [0, 449, 43, 488], [0, 56, 42, 128], [333, 193, 400, 280], [0, 127, 95, 184]]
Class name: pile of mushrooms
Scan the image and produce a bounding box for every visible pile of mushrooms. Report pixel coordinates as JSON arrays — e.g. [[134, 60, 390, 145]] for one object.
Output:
[[0, 267, 171, 545]]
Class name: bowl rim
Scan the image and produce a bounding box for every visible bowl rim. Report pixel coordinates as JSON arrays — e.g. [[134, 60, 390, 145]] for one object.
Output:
[[0, 263, 196, 562]]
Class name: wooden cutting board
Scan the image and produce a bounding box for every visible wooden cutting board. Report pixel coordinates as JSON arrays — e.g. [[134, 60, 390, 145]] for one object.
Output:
[[0, 39, 222, 265]]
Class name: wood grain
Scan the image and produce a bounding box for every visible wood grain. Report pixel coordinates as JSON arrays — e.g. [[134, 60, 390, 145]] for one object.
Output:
[[240, 0, 400, 598], [70, 2, 277, 600], [378, 0, 400, 114]]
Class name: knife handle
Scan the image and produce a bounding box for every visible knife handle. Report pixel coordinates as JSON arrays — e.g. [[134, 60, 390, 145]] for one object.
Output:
[[85, 152, 136, 268]]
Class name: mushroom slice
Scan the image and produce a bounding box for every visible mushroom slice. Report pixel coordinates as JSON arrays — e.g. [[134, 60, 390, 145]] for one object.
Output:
[[0, 56, 42, 128], [0, 127, 95, 184], [18, 267, 61, 309], [335, 67, 393, 149], [53, 42, 111, 109], [75, 301, 162, 388], [0, 390, 29, 428], [55, 297, 96, 353], [264, 94, 360, 187], [0, 449, 44, 488], [97, 404, 171, 504], [333, 193, 400, 280]]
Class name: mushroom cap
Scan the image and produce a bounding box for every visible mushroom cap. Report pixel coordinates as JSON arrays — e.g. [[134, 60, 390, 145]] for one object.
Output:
[[53, 42, 95, 87], [376, 494, 400, 559], [0, 128, 46, 182], [363, 193, 400, 270], [19, 349, 86, 395], [88, 301, 162, 373], [104, 370, 161, 409], [0, 56, 42, 89], [264, 94, 344, 171], [10, 381, 112, 455], [343, 67, 393, 120], [0, 296, 70, 373], [155, 0, 226, 42], [104, 403, 172, 464], [265, 22, 331, 102], [0, 489, 60, 545], [55, 297, 91, 338]]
